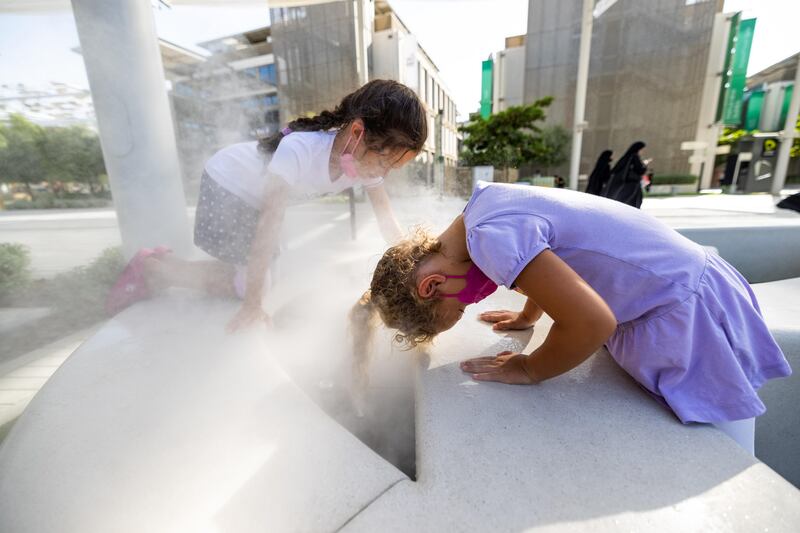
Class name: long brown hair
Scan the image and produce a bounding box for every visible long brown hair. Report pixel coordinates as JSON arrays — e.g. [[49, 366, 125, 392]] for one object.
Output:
[[259, 79, 427, 155]]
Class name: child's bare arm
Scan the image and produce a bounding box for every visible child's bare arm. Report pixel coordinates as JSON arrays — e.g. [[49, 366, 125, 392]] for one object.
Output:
[[462, 250, 617, 384], [226, 174, 290, 332], [365, 184, 403, 243]]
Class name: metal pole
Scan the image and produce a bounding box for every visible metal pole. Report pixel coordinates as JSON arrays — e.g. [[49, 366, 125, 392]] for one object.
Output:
[[71, 0, 191, 259], [771, 54, 800, 196], [568, 0, 594, 191], [435, 109, 444, 199]]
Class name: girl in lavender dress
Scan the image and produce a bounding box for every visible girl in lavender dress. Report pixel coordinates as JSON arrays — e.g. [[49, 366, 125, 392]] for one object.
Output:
[[356, 181, 791, 453]]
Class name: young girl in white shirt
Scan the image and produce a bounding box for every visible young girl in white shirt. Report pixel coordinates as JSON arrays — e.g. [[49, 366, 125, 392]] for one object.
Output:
[[107, 79, 426, 331]]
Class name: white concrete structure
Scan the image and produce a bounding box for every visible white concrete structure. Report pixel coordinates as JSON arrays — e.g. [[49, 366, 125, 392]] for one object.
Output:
[[751, 276, 800, 487], [1, 285, 798, 532], [491, 36, 526, 113], [70, 0, 191, 258], [1, 193, 799, 531], [567, 0, 595, 191], [690, 11, 733, 190], [0, 298, 407, 533], [345, 293, 800, 532], [673, 225, 800, 487], [676, 225, 800, 283], [372, 0, 459, 168]]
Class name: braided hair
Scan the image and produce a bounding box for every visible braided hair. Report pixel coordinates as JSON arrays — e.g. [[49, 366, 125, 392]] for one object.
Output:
[[258, 79, 427, 155]]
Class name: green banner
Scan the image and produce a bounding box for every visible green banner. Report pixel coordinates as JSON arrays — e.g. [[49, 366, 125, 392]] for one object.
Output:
[[719, 16, 756, 125], [779, 83, 794, 127], [480, 59, 493, 119], [715, 12, 739, 123], [744, 89, 764, 131]]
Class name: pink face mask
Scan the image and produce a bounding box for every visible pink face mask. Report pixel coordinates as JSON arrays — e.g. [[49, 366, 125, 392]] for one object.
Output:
[[439, 264, 498, 304], [340, 128, 365, 178]]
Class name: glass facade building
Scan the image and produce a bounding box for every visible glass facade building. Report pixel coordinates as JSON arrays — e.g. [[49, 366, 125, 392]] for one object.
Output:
[[524, 0, 722, 175], [269, 1, 371, 123]]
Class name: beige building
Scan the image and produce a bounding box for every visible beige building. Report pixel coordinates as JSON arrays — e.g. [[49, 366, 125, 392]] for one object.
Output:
[[523, 0, 723, 175], [372, 0, 459, 168], [491, 35, 526, 114], [269, 0, 459, 183]]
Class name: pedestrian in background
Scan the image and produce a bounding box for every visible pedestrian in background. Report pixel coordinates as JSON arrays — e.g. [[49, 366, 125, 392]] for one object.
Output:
[[585, 150, 613, 195], [604, 141, 648, 208]]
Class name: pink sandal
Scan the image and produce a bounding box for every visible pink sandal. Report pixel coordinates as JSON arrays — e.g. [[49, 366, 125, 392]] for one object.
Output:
[[105, 246, 171, 316]]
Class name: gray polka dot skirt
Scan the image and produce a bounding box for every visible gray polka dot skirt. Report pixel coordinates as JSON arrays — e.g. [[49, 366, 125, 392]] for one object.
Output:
[[194, 172, 260, 266]]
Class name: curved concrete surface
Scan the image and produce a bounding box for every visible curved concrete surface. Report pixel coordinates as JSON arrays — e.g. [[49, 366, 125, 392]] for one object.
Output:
[[343, 289, 800, 532], [751, 277, 800, 487], [0, 296, 406, 533], [677, 226, 800, 282], [2, 213, 800, 532]]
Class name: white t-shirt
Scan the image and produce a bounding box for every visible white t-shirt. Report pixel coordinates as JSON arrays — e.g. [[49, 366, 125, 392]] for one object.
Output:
[[203, 131, 384, 209]]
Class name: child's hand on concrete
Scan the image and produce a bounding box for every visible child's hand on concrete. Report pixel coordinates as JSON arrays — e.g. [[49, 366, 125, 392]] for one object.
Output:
[[460, 351, 538, 385], [478, 310, 536, 331]]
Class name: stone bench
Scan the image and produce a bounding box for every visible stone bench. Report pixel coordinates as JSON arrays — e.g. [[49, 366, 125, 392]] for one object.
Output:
[[341, 288, 800, 532], [677, 225, 800, 283], [751, 276, 800, 487], [0, 296, 406, 533], [676, 225, 799, 485], [2, 220, 798, 532]]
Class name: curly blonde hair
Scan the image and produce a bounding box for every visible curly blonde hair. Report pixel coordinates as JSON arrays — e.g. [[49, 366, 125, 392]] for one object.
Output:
[[369, 228, 442, 348]]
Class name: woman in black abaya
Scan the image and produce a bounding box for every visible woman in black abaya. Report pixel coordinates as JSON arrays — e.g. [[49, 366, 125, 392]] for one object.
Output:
[[585, 150, 613, 195], [604, 141, 647, 208]]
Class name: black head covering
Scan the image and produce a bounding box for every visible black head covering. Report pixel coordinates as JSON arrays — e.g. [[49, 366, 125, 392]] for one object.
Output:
[[611, 141, 646, 174], [596, 150, 613, 165], [585, 150, 613, 195]]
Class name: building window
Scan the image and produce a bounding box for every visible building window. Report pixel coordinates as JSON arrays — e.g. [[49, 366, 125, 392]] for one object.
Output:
[[424, 69, 430, 105], [258, 64, 276, 84]]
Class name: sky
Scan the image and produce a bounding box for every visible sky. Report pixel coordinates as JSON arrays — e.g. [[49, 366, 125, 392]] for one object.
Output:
[[0, 0, 798, 121]]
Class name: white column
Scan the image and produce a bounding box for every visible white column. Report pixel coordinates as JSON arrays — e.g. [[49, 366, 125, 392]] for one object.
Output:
[[692, 12, 731, 189], [568, 0, 594, 191], [71, 0, 191, 259], [771, 54, 800, 196]]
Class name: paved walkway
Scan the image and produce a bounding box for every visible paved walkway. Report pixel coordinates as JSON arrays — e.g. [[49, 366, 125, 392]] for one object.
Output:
[[0, 327, 97, 441]]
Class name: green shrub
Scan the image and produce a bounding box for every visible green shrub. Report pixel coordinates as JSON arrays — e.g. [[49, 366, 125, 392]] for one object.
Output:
[[5, 200, 34, 210], [52, 198, 111, 209], [32, 193, 55, 209], [84, 247, 126, 287], [42, 247, 125, 315], [0, 243, 31, 301], [5, 197, 111, 210], [786, 175, 800, 184], [651, 174, 698, 185]]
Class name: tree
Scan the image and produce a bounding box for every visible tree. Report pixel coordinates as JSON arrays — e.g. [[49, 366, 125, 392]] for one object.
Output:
[[0, 115, 46, 199], [0, 114, 107, 198], [40, 126, 106, 193], [535, 125, 571, 174], [459, 98, 557, 168]]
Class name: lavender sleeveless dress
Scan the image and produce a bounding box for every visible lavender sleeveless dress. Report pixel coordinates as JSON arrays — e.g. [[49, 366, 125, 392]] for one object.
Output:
[[463, 181, 791, 423]]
